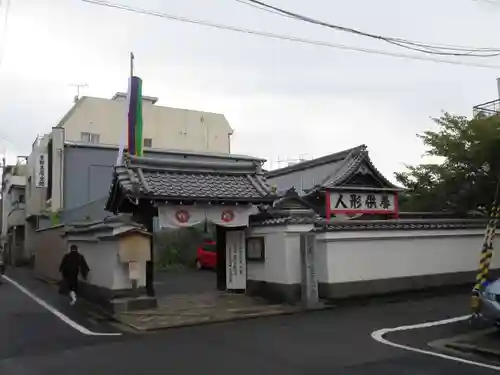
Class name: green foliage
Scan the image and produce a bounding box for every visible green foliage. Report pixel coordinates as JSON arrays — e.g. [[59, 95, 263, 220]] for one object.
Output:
[[154, 221, 215, 269], [395, 112, 500, 213], [44, 209, 62, 226]]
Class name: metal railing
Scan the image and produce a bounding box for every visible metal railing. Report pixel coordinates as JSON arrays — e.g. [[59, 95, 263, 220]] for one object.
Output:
[[473, 99, 500, 118]]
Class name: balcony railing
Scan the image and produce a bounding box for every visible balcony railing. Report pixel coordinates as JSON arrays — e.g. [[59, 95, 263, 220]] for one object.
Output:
[[473, 99, 500, 118]]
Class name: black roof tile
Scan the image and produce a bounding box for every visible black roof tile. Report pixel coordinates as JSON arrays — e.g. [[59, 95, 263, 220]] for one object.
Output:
[[314, 218, 488, 232], [106, 152, 276, 213]]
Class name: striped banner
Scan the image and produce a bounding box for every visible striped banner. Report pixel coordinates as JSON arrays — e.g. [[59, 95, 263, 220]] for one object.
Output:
[[127, 76, 144, 156], [471, 204, 500, 313], [474, 204, 500, 291]]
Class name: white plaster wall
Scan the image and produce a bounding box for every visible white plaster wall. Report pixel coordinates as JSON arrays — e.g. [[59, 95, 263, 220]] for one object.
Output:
[[247, 225, 313, 285], [72, 241, 146, 290], [113, 257, 147, 290], [74, 241, 115, 289], [74, 240, 147, 290], [316, 229, 500, 284], [247, 227, 287, 284]]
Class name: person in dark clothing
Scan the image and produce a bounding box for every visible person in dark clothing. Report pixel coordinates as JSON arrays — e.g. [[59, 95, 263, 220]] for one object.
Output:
[[59, 245, 89, 305]]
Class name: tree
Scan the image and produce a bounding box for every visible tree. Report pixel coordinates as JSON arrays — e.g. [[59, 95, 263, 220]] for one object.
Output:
[[395, 112, 500, 214]]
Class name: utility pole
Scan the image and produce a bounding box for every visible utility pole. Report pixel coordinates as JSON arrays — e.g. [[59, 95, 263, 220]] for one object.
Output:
[[69, 83, 88, 103]]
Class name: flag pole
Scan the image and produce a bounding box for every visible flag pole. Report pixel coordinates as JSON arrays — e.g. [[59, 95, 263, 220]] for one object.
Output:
[[130, 52, 134, 78]]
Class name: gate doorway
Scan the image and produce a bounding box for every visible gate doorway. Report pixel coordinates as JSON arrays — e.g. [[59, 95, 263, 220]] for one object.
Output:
[[106, 152, 275, 297]]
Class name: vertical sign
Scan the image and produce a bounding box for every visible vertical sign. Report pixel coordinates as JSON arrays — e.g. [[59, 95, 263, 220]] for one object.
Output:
[[35, 153, 48, 188], [300, 233, 318, 308], [226, 230, 247, 290]]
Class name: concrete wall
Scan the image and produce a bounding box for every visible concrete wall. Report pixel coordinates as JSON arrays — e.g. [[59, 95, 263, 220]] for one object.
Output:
[[51, 127, 65, 212], [33, 225, 68, 281], [63, 145, 115, 211], [60, 197, 110, 224], [247, 225, 500, 303], [60, 96, 232, 153]]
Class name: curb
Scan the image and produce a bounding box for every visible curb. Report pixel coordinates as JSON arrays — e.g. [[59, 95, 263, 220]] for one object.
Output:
[[115, 304, 331, 332]]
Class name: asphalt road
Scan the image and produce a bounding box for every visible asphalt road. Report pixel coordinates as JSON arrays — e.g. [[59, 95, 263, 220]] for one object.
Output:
[[1, 269, 499, 374]]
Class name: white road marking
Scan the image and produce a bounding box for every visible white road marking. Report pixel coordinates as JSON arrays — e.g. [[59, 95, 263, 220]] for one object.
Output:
[[3, 275, 122, 337], [371, 315, 500, 371]]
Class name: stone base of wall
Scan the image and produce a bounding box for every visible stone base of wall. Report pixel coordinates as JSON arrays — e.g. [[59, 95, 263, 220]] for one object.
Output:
[[318, 269, 500, 300], [246, 279, 301, 304], [247, 269, 500, 304], [79, 282, 158, 313]]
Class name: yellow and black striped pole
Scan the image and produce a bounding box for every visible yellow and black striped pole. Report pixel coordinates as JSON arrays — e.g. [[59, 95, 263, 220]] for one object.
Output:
[[471, 204, 500, 313]]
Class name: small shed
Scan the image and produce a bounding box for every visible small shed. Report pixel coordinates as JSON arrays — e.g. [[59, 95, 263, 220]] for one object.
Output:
[[63, 215, 156, 312]]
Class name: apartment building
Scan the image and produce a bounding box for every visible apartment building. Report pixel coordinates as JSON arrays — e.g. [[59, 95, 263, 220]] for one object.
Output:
[[1, 160, 27, 264], [22, 92, 235, 259], [58, 93, 233, 152]]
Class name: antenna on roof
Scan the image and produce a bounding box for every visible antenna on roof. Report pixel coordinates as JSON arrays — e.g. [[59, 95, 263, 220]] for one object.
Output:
[[69, 83, 89, 103]]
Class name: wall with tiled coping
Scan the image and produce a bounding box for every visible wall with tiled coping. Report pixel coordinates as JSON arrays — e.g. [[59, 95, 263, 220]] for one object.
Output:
[[246, 219, 498, 303]]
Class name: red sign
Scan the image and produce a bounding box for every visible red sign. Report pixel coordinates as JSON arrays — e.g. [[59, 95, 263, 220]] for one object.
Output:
[[175, 210, 190, 223], [221, 210, 235, 223]]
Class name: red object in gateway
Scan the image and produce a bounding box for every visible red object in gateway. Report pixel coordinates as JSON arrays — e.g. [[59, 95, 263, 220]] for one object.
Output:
[[196, 241, 217, 270]]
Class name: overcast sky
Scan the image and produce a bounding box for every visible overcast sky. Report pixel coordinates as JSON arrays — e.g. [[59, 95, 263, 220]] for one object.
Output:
[[1, 0, 500, 180]]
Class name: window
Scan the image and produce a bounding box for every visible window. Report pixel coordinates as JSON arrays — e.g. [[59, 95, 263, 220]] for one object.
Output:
[[247, 237, 265, 261], [18, 194, 25, 204], [144, 138, 152, 148], [80, 132, 100, 144]]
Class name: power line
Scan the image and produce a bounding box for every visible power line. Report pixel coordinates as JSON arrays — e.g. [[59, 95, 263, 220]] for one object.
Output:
[[80, 0, 500, 69], [239, 0, 500, 57], [231, 0, 294, 18]]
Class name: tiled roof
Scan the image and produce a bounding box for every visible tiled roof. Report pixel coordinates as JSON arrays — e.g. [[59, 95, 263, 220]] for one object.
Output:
[[265, 145, 366, 179], [64, 214, 150, 239], [106, 152, 276, 212], [320, 147, 402, 190], [252, 216, 320, 227], [265, 144, 403, 195], [314, 218, 488, 232]]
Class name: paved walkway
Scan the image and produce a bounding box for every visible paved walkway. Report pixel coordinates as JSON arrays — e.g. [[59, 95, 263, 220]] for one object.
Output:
[[115, 291, 301, 330]]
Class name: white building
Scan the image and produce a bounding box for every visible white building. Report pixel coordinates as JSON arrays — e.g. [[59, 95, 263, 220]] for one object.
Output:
[[57, 93, 233, 152], [1, 161, 27, 264]]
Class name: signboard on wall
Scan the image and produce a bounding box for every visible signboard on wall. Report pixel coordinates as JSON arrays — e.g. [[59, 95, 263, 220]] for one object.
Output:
[[329, 191, 397, 215], [226, 230, 247, 290], [35, 153, 48, 188]]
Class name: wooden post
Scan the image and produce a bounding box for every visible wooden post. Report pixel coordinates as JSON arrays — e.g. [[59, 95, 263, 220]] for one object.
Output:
[[132, 207, 156, 297], [216, 225, 227, 291]]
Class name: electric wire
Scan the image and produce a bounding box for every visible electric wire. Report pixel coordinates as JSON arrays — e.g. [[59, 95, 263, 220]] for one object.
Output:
[[240, 0, 500, 57], [80, 0, 500, 69]]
